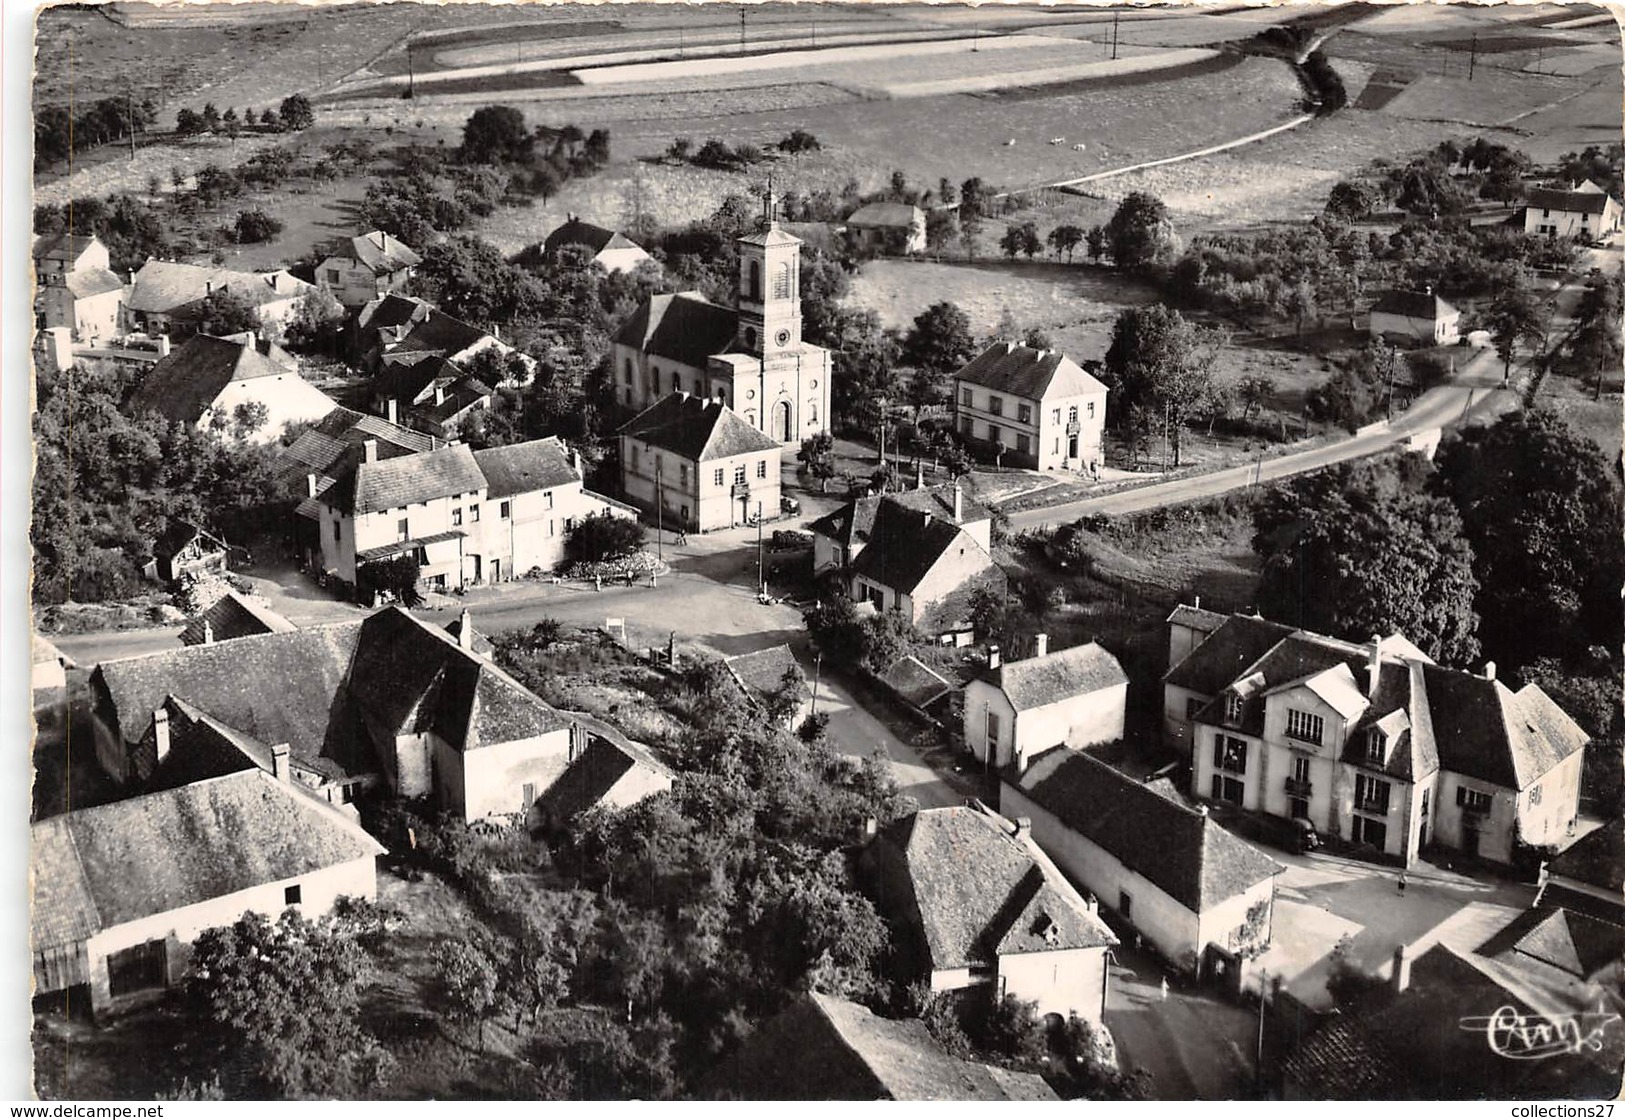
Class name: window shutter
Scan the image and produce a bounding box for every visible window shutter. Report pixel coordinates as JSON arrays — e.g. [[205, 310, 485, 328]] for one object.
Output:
[[1212, 739, 1223, 770], [1456, 786, 1467, 807]]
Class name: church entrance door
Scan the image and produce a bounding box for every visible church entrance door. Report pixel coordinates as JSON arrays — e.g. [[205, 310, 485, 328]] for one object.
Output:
[[773, 400, 792, 442]]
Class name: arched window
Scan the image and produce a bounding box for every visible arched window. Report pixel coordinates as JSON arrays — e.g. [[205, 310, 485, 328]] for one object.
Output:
[[772, 261, 793, 300], [1068, 405, 1078, 425], [744, 327, 758, 352], [807, 401, 819, 424], [748, 260, 761, 301]]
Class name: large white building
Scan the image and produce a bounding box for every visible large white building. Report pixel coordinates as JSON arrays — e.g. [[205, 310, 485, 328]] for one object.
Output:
[[610, 190, 832, 446], [1525, 180, 1622, 241], [953, 341, 1109, 473]]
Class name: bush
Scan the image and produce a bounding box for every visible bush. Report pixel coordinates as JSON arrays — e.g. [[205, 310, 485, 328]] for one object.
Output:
[[566, 512, 645, 564], [233, 208, 284, 244]]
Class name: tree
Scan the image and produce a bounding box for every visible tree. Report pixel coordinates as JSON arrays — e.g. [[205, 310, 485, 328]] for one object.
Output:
[[1048, 223, 1084, 262], [1236, 373, 1277, 421], [1085, 224, 1107, 262], [778, 129, 820, 153], [1325, 179, 1376, 221], [233, 207, 284, 244], [1253, 459, 1481, 665], [959, 177, 990, 220], [1484, 287, 1546, 385], [460, 104, 530, 163], [231, 401, 270, 439], [194, 286, 260, 336], [176, 107, 204, 135], [1103, 305, 1219, 467], [278, 93, 314, 131], [201, 102, 221, 131], [186, 909, 393, 1098], [357, 554, 423, 607], [1105, 191, 1178, 270], [1433, 408, 1624, 665], [798, 431, 837, 493], [283, 286, 347, 356], [567, 511, 645, 564], [902, 301, 976, 392], [1000, 222, 1041, 260], [1566, 273, 1623, 399], [666, 136, 693, 163], [436, 935, 505, 1052]]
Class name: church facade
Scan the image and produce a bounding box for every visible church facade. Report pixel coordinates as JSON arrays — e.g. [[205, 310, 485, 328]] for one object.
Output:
[[609, 192, 833, 447]]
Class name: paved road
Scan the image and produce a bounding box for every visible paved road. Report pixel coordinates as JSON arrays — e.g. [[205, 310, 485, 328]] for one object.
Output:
[[1104, 945, 1257, 1100], [1007, 351, 1516, 529]]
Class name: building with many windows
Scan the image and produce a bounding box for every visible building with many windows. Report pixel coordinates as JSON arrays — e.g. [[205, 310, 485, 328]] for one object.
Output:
[[1165, 608, 1589, 867], [952, 341, 1108, 473], [617, 392, 783, 533], [1523, 180, 1622, 242]]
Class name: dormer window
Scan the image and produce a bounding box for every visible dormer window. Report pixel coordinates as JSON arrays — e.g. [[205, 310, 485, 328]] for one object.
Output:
[[1225, 693, 1244, 722], [1365, 729, 1384, 765]]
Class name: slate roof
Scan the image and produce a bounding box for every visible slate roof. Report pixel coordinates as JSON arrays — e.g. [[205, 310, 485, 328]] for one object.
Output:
[[178, 591, 297, 647], [1527, 186, 1613, 215], [878, 655, 955, 709], [320, 442, 485, 515], [34, 232, 100, 263], [955, 340, 1108, 401], [619, 392, 782, 461], [807, 485, 992, 550], [1372, 290, 1459, 320], [473, 437, 579, 498], [846, 202, 923, 229], [372, 354, 467, 405], [1548, 818, 1624, 895], [139, 696, 269, 792], [981, 641, 1127, 712], [703, 992, 1059, 1101], [849, 498, 989, 598], [276, 407, 435, 496], [30, 769, 382, 942], [64, 267, 125, 299], [543, 216, 642, 258], [390, 308, 494, 360], [345, 231, 420, 273], [357, 292, 433, 334], [872, 804, 1116, 974], [611, 292, 739, 369], [1420, 665, 1588, 789], [1481, 906, 1625, 981], [1166, 602, 1228, 634], [725, 645, 806, 706], [127, 334, 312, 425], [1163, 614, 1297, 696], [126, 260, 310, 314], [1343, 658, 1440, 782], [1013, 749, 1282, 912], [443, 615, 494, 657]]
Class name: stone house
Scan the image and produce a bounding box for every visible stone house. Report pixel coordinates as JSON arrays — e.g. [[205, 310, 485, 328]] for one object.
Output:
[[617, 392, 783, 533], [316, 230, 421, 308], [123, 260, 313, 337], [953, 341, 1109, 472], [807, 480, 991, 577], [34, 234, 124, 341], [963, 635, 1129, 775], [846, 496, 1006, 635]]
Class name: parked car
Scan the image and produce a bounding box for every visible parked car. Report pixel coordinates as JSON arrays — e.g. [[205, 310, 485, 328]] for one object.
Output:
[[780, 494, 801, 516]]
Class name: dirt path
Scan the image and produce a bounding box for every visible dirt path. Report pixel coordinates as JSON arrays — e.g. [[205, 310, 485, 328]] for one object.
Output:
[[1037, 112, 1316, 196]]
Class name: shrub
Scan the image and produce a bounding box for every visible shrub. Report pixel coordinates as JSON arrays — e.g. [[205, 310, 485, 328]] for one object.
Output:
[[233, 208, 285, 244], [566, 512, 646, 564]]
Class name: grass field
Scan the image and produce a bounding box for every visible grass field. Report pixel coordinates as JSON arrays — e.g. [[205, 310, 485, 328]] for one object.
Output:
[[1537, 374, 1624, 468]]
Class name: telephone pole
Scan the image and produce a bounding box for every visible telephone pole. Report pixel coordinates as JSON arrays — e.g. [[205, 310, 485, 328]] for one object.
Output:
[[740, 7, 747, 51], [756, 501, 765, 596], [656, 461, 664, 564], [1467, 33, 1478, 81], [1111, 11, 1120, 60]]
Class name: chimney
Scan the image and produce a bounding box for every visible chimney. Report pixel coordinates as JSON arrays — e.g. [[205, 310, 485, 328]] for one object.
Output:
[[953, 482, 963, 523], [1012, 816, 1032, 842], [153, 707, 171, 764], [386, 398, 398, 425], [204, 280, 215, 295], [922, 510, 932, 529], [572, 448, 583, 478], [202, 620, 215, 646], [127, 269, 135, 285], [457, 609, 474, 650], [1084, 893, 1099, 915], [915, 463, 925, 491], [434, 383, 446, 406], [363, 439, 378, 464], [1482, 661, 1496, 682], [1035, 633, 1049, 658], [306, 472, 319, 498], [1392, 944, 1413, 993], [491, 324, 502, 344], [157, 333, 171, 357], [988, 644, 1002, 670], [271, 742, 291, 783], [1193, 594, 1201, 610], [1368, 634, 1383, 698]]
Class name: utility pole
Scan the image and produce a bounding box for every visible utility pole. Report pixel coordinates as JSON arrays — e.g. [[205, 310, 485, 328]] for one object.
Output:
[[1468, 34, 1478, 81], [740, 7, 747, 52], [126, 82, 137, 162], [656, 461, 664, 564], [756, 501, 765, 597], [1111, 11, 1120, 61], [810, 652, 822, 718], [407, 41, 416, 98], [1256, 972, 1270, 1074]]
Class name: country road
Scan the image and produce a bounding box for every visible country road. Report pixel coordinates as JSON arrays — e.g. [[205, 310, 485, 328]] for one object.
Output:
[[1006, 348, 1518, 529]]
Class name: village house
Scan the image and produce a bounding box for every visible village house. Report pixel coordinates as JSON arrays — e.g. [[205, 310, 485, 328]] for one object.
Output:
[[1166, 608, 1589, 867], [87, 606, 669, 822], [1368, 289, 1461, 346], [862, 801, 1118, 1022], [618, 392, 784, 533], [611, 189, 832, 446], [807, 478, 992, 577], [953, 341, 1109, 473], [842, 202, 928, 255], [32, 633, 74, 694], [381, 305, 532, 386], [34, 233, 124, 342], [963, 635, 1129, 775], [125, 332, 337, 443], [123, 260, 314, 337], [724, 645, 810, 729], [30, 767, 385, 1019], [1536, 818, 1623, 924], [542, 215, 654, 274], [178, 590, 297, 648], [701, 992, 1058, 1101], [532, 711, 674, 833], [1001, 749, 1282, 977], [279, 406, 436, 501], [307, 435, 633, 588], [1524, 180, 1623, 241], [316, 230, 421, 308], [355, 292, 435, 371], [370, 355, 494, 440], [846, 496, 1006, 635]]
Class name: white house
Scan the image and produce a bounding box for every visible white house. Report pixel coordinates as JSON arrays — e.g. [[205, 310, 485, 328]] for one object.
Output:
[[543, 216, 654, 275], [846, 495, 1006, 635], [724, 645, 810, 730], [843, 202, 927, 255], [316, 230, 421, 308], [611, 189, 832, 446], [125, 333, 337, 443], [807, 479, 992, 577], [1001, 749, 1282, 976], [954, 341, 1109, 473], [862, 802, 1118, 1023], [1369, 290, 1461, 346], [32, 633, 74, 693], [618, 392, 784, 533], [34, 234, 124, 342], [30, 768, 384, 1018], [1525, 181, 1623, 241], [124, 261, 314, 337], [963, 635, 1129, 774]]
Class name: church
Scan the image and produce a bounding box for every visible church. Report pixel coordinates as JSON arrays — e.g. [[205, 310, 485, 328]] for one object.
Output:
[[609, 189, 833, 446]]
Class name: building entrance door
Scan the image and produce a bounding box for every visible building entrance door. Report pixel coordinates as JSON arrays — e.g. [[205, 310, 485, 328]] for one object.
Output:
[[773, 400, 792, 442]]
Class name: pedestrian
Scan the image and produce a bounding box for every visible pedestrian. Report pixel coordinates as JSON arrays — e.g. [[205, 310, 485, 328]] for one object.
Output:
[[1398, 870, 1407, 894], [1159, 976, 1169, 1002], [594, 574, 602, 592]]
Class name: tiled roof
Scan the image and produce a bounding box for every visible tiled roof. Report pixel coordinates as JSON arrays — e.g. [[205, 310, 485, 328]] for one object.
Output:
[[138, 696, 269, 791], [1527, 186, 1613, 215], [850, 498, 988, 598], [981, 641, 1127, 712], [32, 633, 73, 668], [1166, 602, 1228, 633], [30, 817, 102, 952], [1163, 614, 1297, 695], [807, 484, 991, 550], [618, 392, 782, 462], [390, 308, 494, 360], [1280, 1011, 1408, 1098], [872, 803, 1116, 973], [347, 230, 420, 273], [1548, 818, 1623, 894], [702, 992, 1059, 1101], [543, 216, 640, 257], [737, 221, 803, 249], [1372, 290, 1459, 320], [372, 354, 464, 405], [846, 202, 923, 229], [1420, 665, 1588, 789], [64, 267, 125, 299], [31, 769, 382, 937], [1014, 749, 1282, 911], [126, 260, 310, 314], [611, 292, 739, 369], [473, 437, 579, 498], [725, 645, 806, 706], [320, 442, 485, 515], [357, 292, 433, 334], [1482, 906, 1625, 981], [1343, 659, 1439, 782], [955, 340, 1108, 401], [443, 615, 494, 657], [178, 591, 297, 647], [276, 408, 434, 496], [878, 654, 955, 709], [153, 519, 226, 561], [34, 232, 100, 263], [127, 334, 313, 425]]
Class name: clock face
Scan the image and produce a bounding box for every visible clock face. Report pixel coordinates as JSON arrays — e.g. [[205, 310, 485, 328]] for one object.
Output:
[[774, 328, 792, 348]]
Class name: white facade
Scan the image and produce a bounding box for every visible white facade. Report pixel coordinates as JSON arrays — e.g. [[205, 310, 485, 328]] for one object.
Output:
[[619, 436, 782, 533], [1369, 308, 1460, 346], [203, 372, 339, 444], [954, 377, 1107, 473], [964, 676, 1128, 773]]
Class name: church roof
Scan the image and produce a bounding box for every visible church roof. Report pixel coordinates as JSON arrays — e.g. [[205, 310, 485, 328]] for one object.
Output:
[[611, 291, 738, 370]]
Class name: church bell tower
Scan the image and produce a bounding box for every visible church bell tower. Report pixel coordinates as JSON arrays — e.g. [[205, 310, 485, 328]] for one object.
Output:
[[734, 181, 803, 358]]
